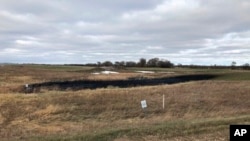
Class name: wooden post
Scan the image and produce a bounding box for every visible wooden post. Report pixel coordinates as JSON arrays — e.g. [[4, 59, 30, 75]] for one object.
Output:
[[163, 94, 165, 110]]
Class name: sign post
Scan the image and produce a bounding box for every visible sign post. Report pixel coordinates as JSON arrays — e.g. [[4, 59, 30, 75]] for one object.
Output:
[[141, 100, 147, 115], [141, 100, 147, 109]]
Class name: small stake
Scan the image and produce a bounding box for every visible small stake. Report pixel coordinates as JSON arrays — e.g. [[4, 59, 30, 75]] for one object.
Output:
[[163, 94, 165, 110]]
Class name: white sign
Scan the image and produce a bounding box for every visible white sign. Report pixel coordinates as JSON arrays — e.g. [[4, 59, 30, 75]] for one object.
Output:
[[141, 100, 147, 108]]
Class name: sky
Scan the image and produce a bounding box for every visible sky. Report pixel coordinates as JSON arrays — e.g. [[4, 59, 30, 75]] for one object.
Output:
[[0, 0, 250, 65]]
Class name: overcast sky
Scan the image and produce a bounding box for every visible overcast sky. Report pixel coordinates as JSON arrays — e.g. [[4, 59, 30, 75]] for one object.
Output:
[[0, 0, 250, 65]]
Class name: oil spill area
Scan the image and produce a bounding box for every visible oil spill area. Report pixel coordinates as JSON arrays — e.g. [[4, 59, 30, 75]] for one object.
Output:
[[22, 74, 218, 93]]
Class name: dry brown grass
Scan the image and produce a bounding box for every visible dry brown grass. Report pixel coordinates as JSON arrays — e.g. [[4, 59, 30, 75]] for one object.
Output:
[[0, 80, 249, 140], [0, 65, 176, 93], [1, 65, 250, 140], [116, 129, 229, 141]]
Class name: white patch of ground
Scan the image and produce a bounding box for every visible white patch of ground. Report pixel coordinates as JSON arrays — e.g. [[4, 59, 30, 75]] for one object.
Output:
[[101, 71, 119, 74], [136, 71, 155, 74], [91, 72, 101, 75], [92, 71, 119, 75]]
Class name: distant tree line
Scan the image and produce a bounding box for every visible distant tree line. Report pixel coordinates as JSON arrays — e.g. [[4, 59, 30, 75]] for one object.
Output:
[[82, 58, 174, 68], [176, 62, 250, 70], [241, 63, 250, 70], [66, 60, 250, 70]]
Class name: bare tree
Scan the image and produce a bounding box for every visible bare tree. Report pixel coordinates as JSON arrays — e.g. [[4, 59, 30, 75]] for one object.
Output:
[[231, 61, 236, 69], [138, 58, 147, 67], [147, 58, 159, 67]]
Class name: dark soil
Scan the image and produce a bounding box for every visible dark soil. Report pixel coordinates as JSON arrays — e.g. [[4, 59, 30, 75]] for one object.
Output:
[[22, 74, 218, 93]]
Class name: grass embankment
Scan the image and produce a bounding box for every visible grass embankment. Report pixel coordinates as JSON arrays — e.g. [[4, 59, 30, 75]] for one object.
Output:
[[0, 80, 250, 140]]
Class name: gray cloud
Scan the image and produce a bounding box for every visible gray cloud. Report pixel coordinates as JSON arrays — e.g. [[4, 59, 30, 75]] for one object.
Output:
[[0, 0, 250, 65]]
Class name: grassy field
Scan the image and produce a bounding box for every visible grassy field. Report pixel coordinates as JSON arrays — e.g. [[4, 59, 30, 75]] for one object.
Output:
[[0, 64, 250, 141]]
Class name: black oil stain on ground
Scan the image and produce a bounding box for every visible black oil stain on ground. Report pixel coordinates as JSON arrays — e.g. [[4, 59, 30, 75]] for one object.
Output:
[[24, 74, 218, 93]]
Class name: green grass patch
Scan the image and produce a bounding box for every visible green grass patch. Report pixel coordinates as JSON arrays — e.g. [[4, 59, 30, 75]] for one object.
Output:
[[127, 67, 235, 74], [25, 64, 93, 71], [25, 115, 250, 141], [214, 72, 250, 80]]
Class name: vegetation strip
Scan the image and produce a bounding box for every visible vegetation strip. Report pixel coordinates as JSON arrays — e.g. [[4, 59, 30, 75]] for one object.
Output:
[[28, 115, 250, 141]]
